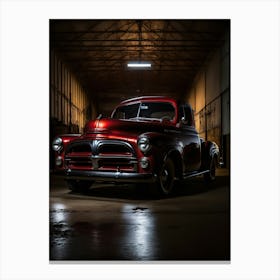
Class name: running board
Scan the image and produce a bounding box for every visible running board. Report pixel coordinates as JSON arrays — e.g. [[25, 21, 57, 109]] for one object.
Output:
[[183, 170, 210, 179]]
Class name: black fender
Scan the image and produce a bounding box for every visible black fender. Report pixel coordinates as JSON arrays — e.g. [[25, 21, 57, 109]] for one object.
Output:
[[201, 140, 220, 170], [165, 149, 184, 180], [208, 141, 219, 161], [139, 132, 184, 178]]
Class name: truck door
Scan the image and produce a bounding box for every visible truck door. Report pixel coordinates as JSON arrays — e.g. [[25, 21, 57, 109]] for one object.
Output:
[[178, 104, 201, 172]]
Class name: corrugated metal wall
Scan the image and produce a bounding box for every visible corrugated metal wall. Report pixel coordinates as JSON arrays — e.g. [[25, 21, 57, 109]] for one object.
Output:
[[187, 32, 230, 167], [50, 50, 96, 135]]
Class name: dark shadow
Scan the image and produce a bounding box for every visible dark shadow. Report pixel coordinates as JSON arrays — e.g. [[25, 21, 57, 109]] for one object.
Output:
[[68, 184, 156, 201], [174, 175, 230, 196], [65, 175, 230, 201]]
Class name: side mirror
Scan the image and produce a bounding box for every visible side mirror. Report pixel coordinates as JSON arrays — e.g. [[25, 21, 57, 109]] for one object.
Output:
[[178, 104, 195, 127], [179, 115, 193, 127], [176, 117, 185, 128]]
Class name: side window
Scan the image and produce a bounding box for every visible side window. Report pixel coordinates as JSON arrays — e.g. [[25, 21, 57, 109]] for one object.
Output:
[[184, 104, 194, 126], [179, 104, 194, 127], [179, 105, 185, 120]]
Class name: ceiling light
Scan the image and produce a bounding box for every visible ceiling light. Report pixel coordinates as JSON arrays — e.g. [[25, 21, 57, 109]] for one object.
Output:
[[127, 62, 151, 68]]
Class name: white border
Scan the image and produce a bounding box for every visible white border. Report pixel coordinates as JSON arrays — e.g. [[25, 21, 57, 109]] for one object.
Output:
[[0, 0, 279, 279]]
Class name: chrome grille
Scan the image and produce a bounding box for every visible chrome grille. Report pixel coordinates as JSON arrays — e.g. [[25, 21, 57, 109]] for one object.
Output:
[[96, 140, 133, 156], [67, 143, 92, 153], [65, 140, 138, 172]]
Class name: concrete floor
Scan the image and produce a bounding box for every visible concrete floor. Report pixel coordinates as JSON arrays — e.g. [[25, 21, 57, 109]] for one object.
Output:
[[49, 169, 230, 261]]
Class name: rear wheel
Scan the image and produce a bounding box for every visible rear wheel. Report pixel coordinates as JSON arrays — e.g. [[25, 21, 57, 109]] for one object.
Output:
[[66, 180, 92, 193], [204, 156, 216, 183], [157, 157, 175, 196]]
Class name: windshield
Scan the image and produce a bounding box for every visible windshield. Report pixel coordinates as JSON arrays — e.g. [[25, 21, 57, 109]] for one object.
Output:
[[112, 102, 175, 121]]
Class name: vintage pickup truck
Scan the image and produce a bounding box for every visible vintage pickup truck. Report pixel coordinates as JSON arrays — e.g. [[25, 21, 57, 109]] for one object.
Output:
[[52, 96, 219, 195]]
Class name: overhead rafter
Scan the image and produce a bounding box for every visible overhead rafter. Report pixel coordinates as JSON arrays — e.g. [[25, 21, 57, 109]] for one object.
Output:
[[50, 19, 229, 112]]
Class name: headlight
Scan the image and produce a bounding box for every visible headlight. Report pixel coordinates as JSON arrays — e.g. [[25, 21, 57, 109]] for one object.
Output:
[[140, 157, 150, 169], [138, 137, 151, 153], [52, 137, 63, 152], [55, 156, 63, 167]]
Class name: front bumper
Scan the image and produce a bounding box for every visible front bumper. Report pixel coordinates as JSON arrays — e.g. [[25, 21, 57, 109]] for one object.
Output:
[[65, 169, 157, 183]]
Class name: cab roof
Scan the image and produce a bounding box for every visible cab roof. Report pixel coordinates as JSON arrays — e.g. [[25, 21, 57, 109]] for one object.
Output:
[[119, 96, 177, 105]]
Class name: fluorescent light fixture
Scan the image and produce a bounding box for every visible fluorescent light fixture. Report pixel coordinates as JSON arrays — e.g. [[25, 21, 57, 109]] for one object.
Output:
[[127, 62, 151, 68]]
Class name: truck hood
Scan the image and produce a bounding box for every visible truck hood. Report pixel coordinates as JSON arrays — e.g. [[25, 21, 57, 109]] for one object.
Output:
[[84, 118, 175, 137]]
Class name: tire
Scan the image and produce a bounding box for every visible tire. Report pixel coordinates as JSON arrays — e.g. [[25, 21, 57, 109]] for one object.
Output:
[[204, 156, 216, 183], [157, 157, 175, 196], [66, 180, 92, 193]]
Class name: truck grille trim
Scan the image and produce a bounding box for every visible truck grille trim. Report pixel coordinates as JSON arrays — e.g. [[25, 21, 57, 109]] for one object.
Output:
[[65, 140, 138, 172]]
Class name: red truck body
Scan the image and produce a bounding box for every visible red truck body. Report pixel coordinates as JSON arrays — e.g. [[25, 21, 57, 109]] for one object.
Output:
[[52, 96, 219, 195]]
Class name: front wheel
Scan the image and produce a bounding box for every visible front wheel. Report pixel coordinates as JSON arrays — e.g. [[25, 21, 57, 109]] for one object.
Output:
[[66, 180, 92, 193], [157, 157, 175, 196]]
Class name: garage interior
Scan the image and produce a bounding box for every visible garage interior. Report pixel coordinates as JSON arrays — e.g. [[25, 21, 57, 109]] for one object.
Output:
[[50, 19, 230, 261]]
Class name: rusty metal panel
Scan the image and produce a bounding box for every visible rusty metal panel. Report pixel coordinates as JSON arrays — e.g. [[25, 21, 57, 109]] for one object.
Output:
[[206, 51, 220, 104], [50, 50, 55, 118], [222, 90, 230, 135], [221, 31, 230, 93], [50, 51, 91, 132], [206, 98, 221, 130], [188, 48, 224, 144], [188, 87, 196, 110], [194, 72, 205, 113]]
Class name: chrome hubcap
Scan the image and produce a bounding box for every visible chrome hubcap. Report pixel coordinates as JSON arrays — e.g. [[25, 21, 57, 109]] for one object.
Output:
[[210, 159, 215, 178], [161, 169, 169, 185]]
